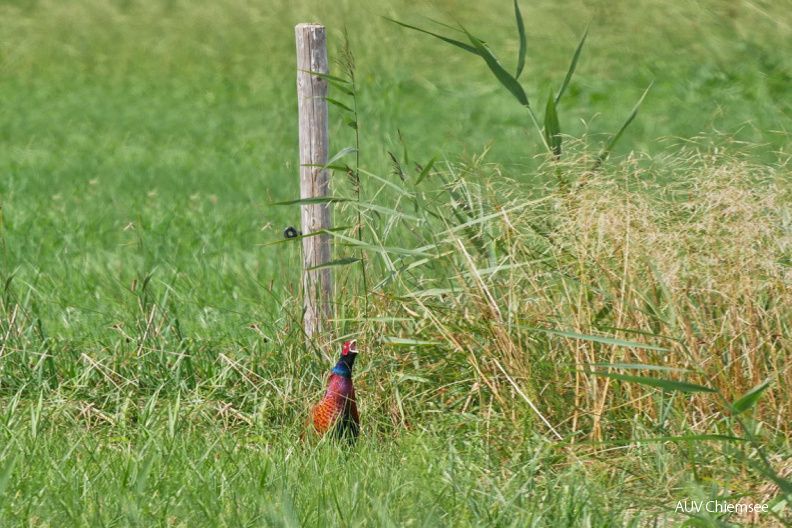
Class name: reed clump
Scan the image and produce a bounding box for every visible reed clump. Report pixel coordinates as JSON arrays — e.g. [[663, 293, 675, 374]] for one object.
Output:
[[351, 146, 790, 446]]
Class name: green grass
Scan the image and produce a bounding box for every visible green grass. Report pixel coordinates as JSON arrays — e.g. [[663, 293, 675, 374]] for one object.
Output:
[[1, 0, 791, 526], [1, 0, 790, 335], [2, 397, 648, 527]]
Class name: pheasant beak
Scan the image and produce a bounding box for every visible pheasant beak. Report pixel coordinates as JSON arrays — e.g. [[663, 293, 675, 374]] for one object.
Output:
[[342, 339, 358, 355]]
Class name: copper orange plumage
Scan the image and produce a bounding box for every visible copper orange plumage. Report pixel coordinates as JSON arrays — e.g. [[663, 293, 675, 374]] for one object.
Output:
[[311, 339, 360, 442]]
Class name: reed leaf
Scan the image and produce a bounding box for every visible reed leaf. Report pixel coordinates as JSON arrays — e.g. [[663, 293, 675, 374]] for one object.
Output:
[[544, 92, 562, 158], [731, 377, 773, 414], [386, 18, 482, 56], [595, 83, 652, 168], [415, 153, 439, 185], [514, 0, 527, 79], [269, 197, 349, 206], [580, 363, 694, 373], [582, 435, 746, 446], [300, 70, 354, 95], [382, 337, 437, 346], [461, 26, 530, 107], [555, 27, 588, 104], [305, 257, 362, 271], [579, 371, 717, 393], [299, 70, 350, 85], [516, 324, 675, 352], [324, 97, 354, 113]]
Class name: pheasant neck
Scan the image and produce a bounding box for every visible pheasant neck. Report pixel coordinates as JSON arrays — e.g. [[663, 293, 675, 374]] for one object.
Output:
[[331, 363, 352, 378]]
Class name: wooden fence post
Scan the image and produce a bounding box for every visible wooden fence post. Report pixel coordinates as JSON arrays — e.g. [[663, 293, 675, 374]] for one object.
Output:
[[295, 23, 332, 345]]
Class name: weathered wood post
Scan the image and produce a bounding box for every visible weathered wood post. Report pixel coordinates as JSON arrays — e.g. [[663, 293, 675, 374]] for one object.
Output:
[[295, 23, 332, 344]]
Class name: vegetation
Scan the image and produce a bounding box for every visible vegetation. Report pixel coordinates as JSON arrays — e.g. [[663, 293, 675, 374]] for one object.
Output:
[[0, 0, 790, 526]]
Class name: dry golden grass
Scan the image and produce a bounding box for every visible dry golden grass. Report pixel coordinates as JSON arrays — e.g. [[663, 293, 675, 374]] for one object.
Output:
[[364, 145, 790, 446]]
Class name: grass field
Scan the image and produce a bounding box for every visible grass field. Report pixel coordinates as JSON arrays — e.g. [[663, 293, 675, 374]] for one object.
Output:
[[1, 0, 790, 526]]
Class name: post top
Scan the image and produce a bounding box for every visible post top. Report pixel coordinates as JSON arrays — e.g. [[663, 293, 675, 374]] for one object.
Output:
[[296, 23, 325, 29]]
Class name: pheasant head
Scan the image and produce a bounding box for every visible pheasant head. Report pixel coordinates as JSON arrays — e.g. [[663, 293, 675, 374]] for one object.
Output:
[[331, 339, 358, 377]]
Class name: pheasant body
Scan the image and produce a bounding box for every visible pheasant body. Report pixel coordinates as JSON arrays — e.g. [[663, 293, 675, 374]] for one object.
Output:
[[311, 340, 359, 441]]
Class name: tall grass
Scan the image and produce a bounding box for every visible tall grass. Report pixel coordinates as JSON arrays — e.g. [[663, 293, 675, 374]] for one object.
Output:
[[322, 139, 791, 429], [1, 395, 652, 527], [3, 141, 788, 526], [322, 140, 792, 524]]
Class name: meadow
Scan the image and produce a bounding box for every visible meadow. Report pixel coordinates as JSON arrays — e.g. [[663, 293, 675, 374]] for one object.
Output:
[[0, 0, 790, 526]]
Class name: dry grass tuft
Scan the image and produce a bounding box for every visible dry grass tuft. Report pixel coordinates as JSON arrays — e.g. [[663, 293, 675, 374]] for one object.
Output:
[[365, 147, 791, 445]]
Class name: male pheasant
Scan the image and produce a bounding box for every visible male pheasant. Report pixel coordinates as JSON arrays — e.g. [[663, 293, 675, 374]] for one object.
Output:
[[310, 339, 360, 442]]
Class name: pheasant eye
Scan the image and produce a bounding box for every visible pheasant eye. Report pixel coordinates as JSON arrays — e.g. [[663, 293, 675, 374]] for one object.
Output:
[[342, 342, 349, 355]]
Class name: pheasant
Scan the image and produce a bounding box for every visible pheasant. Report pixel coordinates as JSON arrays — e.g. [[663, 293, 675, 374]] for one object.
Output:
[[310, 339, 360, 442]]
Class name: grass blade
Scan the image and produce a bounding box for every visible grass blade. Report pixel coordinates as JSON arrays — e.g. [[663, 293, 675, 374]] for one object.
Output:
[[305, 257, 362, 271], [579, 371, 717, 393], [324, 97, 354, 113], [589, 324, 682, 343], [580, 363, 694, 373], [646, 258, 677, 328], [544, 92, 562, 158], [328, 232, 436, 258], [303, 164, 350, 172], [299, 70, 353, 95], [555, 26, 588, 104], [732, 377, 773, 414], [329, 317, 415, 323], [405, 288, 456, 298], [300, 147, 358, 173], [582, 435, 746, 446], [382, 337, 437, 346], [299, 70, 350, 85], [258, 226, 352, 246], [327, 147, 358, 167], [461, 26, 530, 107], [355, 202, 424, 222], [514, 0, 527, 79], [358, 168, 413, 197], [594, 82, 652, 168], [386, 18, 482, 56], [414, 153, 439, 185], [425, 17, 466, 34], [516, 324, 675, 352], [440, 197, 551, 236], [269, 197, 349, 206]]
